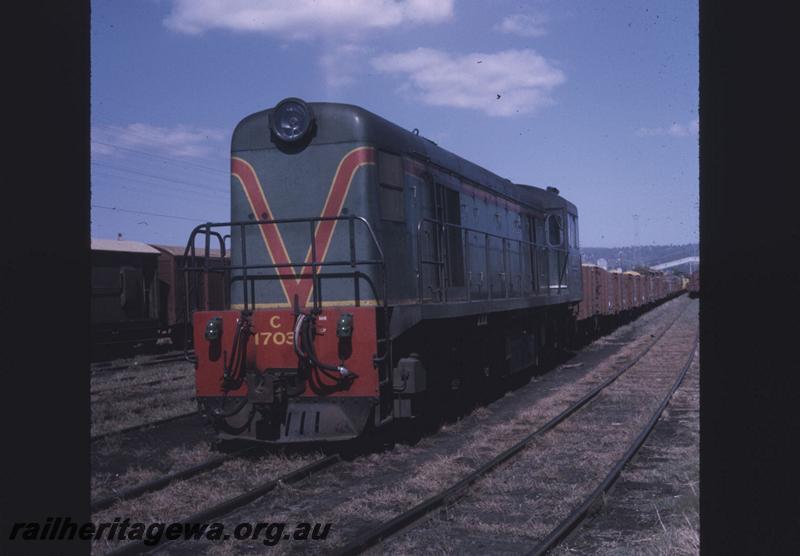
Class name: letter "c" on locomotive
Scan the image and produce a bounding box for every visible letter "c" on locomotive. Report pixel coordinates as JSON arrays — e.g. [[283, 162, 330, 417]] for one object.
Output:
[[270, 316, 281, 328]]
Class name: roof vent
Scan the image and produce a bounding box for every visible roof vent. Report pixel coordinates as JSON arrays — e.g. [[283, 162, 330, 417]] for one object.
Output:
[[546, 186, 560, 195]]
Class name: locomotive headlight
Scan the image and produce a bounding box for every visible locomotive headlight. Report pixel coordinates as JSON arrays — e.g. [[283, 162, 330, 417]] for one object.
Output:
[[269, 97, 315, 143]]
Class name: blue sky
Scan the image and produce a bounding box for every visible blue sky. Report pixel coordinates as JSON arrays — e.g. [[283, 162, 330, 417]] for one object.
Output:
[[91, 0, 698, 248]]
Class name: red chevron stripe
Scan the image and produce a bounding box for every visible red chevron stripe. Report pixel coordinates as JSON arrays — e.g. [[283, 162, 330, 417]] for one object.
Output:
[[232, 147, 375, 307]]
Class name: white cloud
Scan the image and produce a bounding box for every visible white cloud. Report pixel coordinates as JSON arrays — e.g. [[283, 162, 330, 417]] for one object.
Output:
[[319, 43, 370, 88], [92, 123, 227, 159], [494, 13, 549, 38], [371, 48, 565, 116], [164, 0, 453, 38], [636, 119, 699, 138]]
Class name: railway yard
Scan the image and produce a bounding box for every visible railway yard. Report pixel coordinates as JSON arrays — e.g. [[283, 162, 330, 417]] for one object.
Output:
[[91, 295, 699, 555]]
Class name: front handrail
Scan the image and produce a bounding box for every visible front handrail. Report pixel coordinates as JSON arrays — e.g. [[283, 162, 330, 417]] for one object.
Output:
[[184, 214, 386, 311], [181, 214, 390, 368]]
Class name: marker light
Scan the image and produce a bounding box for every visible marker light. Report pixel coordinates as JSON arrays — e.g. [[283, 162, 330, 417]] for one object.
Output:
[[336, 313, 354, 338], [205, 317, 223, 341]]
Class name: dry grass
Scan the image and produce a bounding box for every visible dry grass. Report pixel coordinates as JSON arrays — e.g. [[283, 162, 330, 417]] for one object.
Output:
[[91, 367, 193, 394], [92, 434, 123, 459], [91, 360, 194, 389], [89, 298, 695, 555], [647, 511, 699, 555], [91, 451, 323, 555], [554, 510, 699, 556], [90, 359, 198, 437], [311, 301, 694, 553], [379, 301, 698, 553], [90, 395, 197, 437], [205, 541, 241, 556], [552, 350, 700, 556], [92, 466, 161, 500], [91, 441, 217, 499], [330, 302, 693, 552]]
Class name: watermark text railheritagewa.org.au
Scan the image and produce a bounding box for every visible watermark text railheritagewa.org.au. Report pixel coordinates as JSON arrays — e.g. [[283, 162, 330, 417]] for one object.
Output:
[[8, 517, 332, 546]]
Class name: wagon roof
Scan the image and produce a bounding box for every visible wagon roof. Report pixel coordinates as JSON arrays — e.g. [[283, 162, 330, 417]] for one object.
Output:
[[151, 244, 229, 258], [91, 238, 160, 255]]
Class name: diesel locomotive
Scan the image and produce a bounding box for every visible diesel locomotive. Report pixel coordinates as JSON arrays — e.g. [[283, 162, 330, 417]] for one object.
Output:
[[185, 98, 584, 444]]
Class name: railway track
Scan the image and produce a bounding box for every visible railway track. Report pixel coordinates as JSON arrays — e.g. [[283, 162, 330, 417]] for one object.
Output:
[[90, 298, 694, 555], [91, 445, 259, 512], [91, 373, 191, 396], [91, 351, 195, 374], [527, 335, 698, 556], [105, 455, 341, 556], [333, 301, 697, 555], [91, 353, 197, 440], [91, 410, 200, 442], [142, 299, 693, 556]]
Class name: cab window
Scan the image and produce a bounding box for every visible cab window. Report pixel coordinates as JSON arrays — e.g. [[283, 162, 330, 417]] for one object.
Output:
[[546, 214, 562, 247], [568, 214, 579, 248]]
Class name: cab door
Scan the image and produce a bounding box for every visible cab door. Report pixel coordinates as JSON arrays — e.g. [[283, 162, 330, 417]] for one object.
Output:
[[566, 212, 582, 295], [545, 211, 566, 292], [418, 176, 442, 301]]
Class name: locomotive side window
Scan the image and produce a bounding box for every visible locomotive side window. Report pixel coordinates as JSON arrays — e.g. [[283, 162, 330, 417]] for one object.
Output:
[[568, 214, 579, 248], [378, 151, 404, 222], [546, 213, 563, 247]]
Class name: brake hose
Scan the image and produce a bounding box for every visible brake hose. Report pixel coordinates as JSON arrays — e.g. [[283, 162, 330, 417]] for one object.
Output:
[[211, 316, 251, 418], [293, 313, 308, 358], [293, 312, 357, 382], [222, 317, 248, 387]]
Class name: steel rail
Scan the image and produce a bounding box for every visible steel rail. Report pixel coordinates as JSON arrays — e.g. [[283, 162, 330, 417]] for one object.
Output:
[[92, 352, 195, 374], [526, 332, 699, 556], [333, 301, 691, 555], [106, 454, 342, 556], [93, 351, 191, 367], [91, 373, 190, 396], [91, 410, 199, 442], [91, 446, 259, 513]]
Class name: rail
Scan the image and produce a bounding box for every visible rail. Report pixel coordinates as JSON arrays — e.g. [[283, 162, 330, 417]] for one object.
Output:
[[106, 455, 341, 556], [527, 332, 699, 556], [333, 300, 693, 555]]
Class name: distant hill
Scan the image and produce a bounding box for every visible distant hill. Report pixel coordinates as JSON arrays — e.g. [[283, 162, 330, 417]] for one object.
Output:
[[580, 243, 699, 273]]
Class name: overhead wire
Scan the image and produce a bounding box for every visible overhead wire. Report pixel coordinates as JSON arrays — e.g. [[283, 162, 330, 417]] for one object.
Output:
[[91, 204, 209, 223], [91, 161, 227, 193], [91, 140, 229, 175], [91, 168, 227, 200], [90, 122, 231, 235]]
